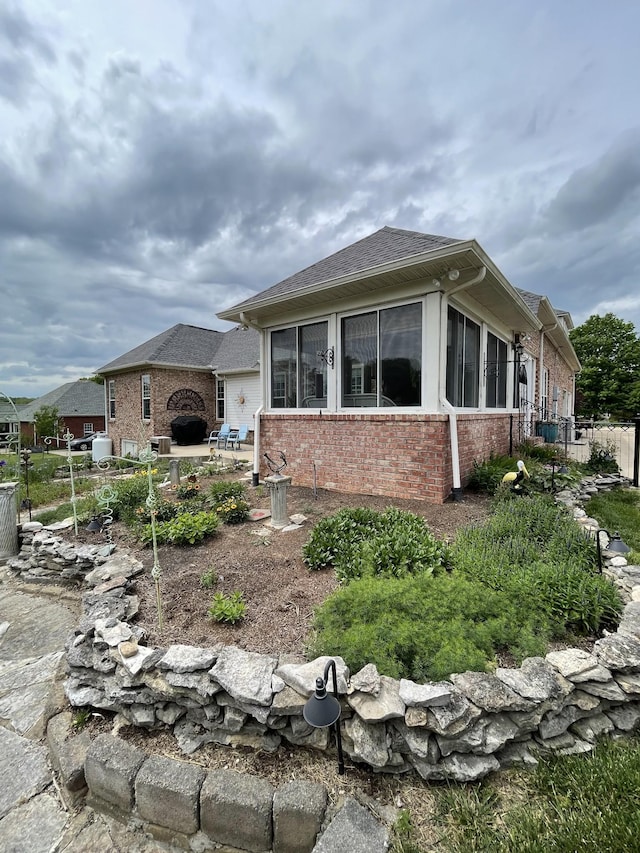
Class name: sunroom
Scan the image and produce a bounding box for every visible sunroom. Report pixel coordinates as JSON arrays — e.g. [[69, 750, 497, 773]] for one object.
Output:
[[218, 227, 552, 502]]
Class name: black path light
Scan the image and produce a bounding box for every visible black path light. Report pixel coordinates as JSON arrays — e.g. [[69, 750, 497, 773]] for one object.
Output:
[[303, 658, 345, 775], [596, 528, 631, 571]]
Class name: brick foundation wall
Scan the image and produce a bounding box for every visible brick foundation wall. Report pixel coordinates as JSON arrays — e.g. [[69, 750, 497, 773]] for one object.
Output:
[[106, 368, 216, 455], [260, 411, 513, 503]]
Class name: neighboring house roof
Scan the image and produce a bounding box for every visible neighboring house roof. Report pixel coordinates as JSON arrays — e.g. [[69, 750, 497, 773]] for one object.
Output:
[[226, 226, 462, 313], [97, 323, 260, 377], [19, 380, 105, 421], [98, 324, 223, 373], [212, 326, 260, 373]]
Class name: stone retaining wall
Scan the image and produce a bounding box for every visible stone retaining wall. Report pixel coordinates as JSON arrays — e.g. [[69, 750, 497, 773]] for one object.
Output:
[[8, 474, 640, 786]]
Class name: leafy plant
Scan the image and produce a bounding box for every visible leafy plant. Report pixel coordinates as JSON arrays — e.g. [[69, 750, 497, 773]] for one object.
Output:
[[303, 507, 380, 570], [175, 481, 202, 500], [141, 510, 220, 545], [200, 568, 218, 589], [205, 480, 247, 506], [585, 438, 620, 474], [208, 591, 246, 624], [214, 496, 250, 524], [303, 506, 447, 582], [466, 453, 515, 494]]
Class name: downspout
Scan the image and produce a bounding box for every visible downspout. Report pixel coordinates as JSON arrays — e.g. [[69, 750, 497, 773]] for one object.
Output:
[[439, 266, 487, 502], [240, 312, 265, 487]]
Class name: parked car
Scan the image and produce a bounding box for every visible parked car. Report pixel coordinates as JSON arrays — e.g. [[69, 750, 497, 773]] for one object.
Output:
[[69, 432, 100, 451]]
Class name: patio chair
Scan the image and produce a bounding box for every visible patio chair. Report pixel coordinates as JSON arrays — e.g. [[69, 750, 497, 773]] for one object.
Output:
[[208, 424, 230, 449], [226, 424, 248, 451]]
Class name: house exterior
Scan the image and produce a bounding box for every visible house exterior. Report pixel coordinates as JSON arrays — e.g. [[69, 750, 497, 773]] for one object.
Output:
[[97, 324, 259, 457], [218, 226, 580, 503], [17, 380, 106, 444]]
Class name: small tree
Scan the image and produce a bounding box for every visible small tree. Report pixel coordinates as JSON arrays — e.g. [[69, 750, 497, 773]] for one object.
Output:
[[33, 405, 63, 443]]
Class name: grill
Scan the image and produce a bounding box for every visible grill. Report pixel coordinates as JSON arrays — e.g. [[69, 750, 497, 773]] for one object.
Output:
[[170, 415, 208, 446]]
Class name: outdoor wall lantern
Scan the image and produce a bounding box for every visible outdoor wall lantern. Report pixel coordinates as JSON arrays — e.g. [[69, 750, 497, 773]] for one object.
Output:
[[596, 528, 630, 571], [303, 658, 345, 775]]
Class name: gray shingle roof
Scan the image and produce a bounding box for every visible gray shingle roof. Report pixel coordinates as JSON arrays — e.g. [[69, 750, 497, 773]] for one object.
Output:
[[212, 326, 260, 371], [226, 226, 462, 312], [98, 324, 223, 373], [517, 288, 571, 323], [19, 381, 105, 421], [516, 288, 543, 315]]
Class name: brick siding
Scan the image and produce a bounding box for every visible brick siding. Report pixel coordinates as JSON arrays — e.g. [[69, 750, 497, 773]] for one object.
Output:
[[106, 368, 216, 455], [260, 411, 512, 503]]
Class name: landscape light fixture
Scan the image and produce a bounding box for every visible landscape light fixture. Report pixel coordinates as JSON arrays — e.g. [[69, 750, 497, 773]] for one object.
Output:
[[595, 528, 630, 571], [303, 659, 345, 775], [86, 516, 103, 532]]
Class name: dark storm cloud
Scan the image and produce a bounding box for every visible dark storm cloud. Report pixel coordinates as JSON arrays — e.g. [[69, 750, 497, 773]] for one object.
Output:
[[543, 130, 640, 232]]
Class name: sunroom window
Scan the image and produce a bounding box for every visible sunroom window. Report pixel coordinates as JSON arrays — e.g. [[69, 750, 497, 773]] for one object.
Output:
[[485, 332, 508, 408], [270, 322, 328, 408], [341, 303, 422, 407], [446, 306, 480, 407]]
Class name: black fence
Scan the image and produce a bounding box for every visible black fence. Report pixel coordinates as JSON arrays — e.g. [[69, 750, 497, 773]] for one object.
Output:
[[510, 401, 640, 486]]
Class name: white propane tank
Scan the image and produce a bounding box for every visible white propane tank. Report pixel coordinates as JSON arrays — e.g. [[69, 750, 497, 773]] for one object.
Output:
[[92, 433, 112, 463]]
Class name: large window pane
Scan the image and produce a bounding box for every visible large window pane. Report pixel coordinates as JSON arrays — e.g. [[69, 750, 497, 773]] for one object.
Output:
[[446, 306, 480, 407], [270, 322, 328, 408], [342, 313, 377, 407], [299, 322, 328, 405], [341, 304, 422, 407], [486, 333, 507, 408], [380, 303, 422, 406], [271, 328, 296, 408]]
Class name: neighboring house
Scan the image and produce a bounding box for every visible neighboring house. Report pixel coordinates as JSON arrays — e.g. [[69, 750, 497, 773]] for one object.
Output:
[[17, 380, 106, 444], [218, 226, 580, 503], [0, 401, 23, 446], [97, 324, 259, 457]]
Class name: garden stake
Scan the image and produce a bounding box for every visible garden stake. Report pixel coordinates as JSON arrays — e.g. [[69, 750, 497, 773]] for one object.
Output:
[[98, 444, 164, 628]]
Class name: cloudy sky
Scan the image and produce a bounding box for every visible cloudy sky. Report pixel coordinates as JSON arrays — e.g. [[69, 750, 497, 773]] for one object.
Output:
[[1, 0, 639, 399]]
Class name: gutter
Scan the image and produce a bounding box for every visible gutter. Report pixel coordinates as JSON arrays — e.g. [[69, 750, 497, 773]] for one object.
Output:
[[439, 265, 487, 501]]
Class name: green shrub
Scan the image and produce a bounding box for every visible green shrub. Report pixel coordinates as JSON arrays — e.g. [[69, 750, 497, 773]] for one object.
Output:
[[214, 496, 250, 524], [308, 573, 544, 681], [466, 454, 515, 494], [451, 494, 622, 637], [303, 507, 380, 570], [134, 497, 180, 523], [303, 507, 447, 582], [205, 480, 247, 506], [175, 482, 202, 500], [141, 510, 220, 545], [341, 507, 448, 583], [585, 438, 620, 474], [111, 475, 157, 523], [208, 591, 246, 624]]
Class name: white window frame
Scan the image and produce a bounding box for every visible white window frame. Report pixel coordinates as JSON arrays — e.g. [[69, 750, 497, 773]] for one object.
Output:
[[83, 422, 94, 436], [108, 380, 116, 420], [141, 374, 151, 420]]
